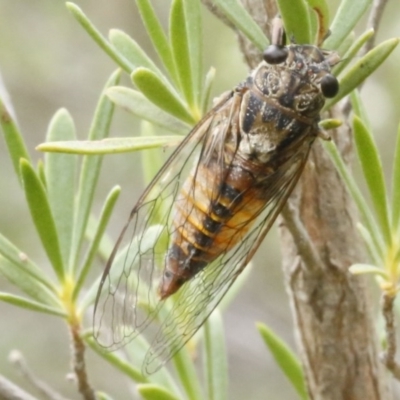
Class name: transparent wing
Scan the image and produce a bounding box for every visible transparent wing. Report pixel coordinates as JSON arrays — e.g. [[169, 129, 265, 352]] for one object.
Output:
[[93, 84, 314, 375], [93, 90, 237, 348], [143, 142, 313, 374]]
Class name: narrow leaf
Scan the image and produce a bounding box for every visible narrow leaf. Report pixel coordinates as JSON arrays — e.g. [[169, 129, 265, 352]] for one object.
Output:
[[96, 392, 115, 400], [45, 109, 77, 266], [0, 96, 30, 183], [170, 0, 195, 107], [323, 38, 399, 111], [172, 344, 204, 400], [201, 67, 216, 115], [277, 0, 311, 44], [109, 29, 176, 96], [336, 32, 355, 58], [136, 0, 179, 85], [37, 136, 183, 155], [132, 68, 196, 125], [0, 233, 54, 291], [66, 3, 131, 73], [137, 384, 181, 400], [353, 115, 391, 246], [85, 335, 147, 383], [183, 0, 203, 110], [140, 122, 166, 187], [257, 323, 308, 400], [73, 186, 120, 300], [204, 310, 228, 400], [20, 159, 64, 281], [349, 263, 387, 278], [106, 87, 190, 134], [0, 292, 65, 317], [392, 124, 400, 229], [357, 223, 381, 266], [324, 140, 384, 258], [333, 29, 375, 76], [212, 0, 269, 50], [350, 90, 371, 131], [0, 257, 59, 306], [69, 70, 120, 272], [324, 0, 372, 50]]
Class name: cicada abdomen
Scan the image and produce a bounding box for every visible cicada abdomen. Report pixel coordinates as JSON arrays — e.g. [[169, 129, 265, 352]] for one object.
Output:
[[158, 44, 339, 298]]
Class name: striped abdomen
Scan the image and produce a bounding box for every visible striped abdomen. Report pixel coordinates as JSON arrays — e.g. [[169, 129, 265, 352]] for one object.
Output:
[[158, 155, 268, 299]]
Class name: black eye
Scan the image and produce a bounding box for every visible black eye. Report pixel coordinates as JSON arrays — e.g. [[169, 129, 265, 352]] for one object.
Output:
[[320, 74, 339, 98], [263, 45, 288, 64]]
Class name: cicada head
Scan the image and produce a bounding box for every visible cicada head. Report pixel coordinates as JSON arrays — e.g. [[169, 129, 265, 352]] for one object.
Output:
[[255, 44, 339, 119]]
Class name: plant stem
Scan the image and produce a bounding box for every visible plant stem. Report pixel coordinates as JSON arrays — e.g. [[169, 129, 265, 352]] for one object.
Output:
[[70, 323, 96, 400]]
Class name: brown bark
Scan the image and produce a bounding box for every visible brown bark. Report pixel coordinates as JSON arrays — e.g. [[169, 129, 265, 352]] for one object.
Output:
[[203, 0, 390, 398], [279, 131, 388, 399]]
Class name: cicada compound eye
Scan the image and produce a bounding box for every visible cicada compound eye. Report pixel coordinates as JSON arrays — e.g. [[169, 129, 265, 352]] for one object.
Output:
[[263, 45, 289, 65], [320, 74, 339, 98]]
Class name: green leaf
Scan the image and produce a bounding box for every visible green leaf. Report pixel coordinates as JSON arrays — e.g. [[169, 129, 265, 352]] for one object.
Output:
[[69, 70, 120, 272], [201, 67, 216, 115], [136, 0, 179, 86], [203, 310, 228, 400], [20, 159, 65, 281], [306, 0, 330, 45], [183, 0, 203, 110], [323, 140, 384, 259], [66, 3, 131, 73], [96, 392, 115, 400], [257, 323, 308, 400], [349, 263, 387, 278], [137, 384, 182, 400], [336, 32, 355, 57], [333, 29, 374, 76], [85, 335, 147, 383], [212, 0, 269, 50], [0, 233, 54, 291], [353, 115, 391, 246], [170, 0, 195, 109], [106, 87, 190, 134], [357, 223, 381, 266], [0, 292, 65, 317], [392, 124, 400, 229], [277, 0, 311, 44], [0, 257, 59, 307], [318, 118, 342, 131], [349, 90, 371, 130], [73, 186, 120, 301], [109, 29, 175, 95], [0, 96, 31, 183], [37, 136, 183, 155], [132, 68, 196, 125], [45, 109, 77, 267], [323, 0, 372, 50], [172, 343, 204, 400], [323, 38, 399, 111], [140, 122, 166, 187]]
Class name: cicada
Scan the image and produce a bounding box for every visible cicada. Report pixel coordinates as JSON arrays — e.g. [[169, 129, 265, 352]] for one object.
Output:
[[93, 20, 339, 374]]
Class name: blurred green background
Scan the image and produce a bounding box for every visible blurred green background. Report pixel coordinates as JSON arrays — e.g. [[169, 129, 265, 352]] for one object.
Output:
[[0, 0, 400, 399]]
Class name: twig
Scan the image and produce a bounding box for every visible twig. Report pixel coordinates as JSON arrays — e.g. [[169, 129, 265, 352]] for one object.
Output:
[[0, 374, 37, 400], [9, 351, 71, 400], [363, 0, 391, 54], [70, 324, 96, 400], [380, 293, 400, 380], [280, 202, 323, 274]]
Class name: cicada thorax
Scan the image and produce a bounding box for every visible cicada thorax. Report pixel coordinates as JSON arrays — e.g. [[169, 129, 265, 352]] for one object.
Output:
[[158, 43, 339, 299]]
